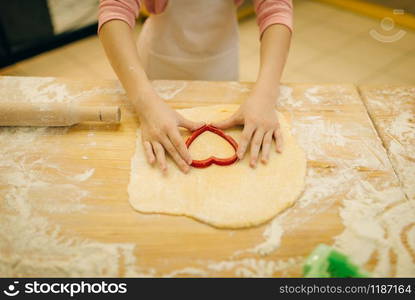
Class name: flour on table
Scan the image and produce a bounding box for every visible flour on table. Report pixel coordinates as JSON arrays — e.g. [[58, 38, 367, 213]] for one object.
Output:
[[236, 86, 415, 277], [165, 257, 302, 277], [152, 80, 187, 100], [364, 87, 414, 199], [0, 76, 124, 105], [0, 77, 152, 277], [71, 168, 95, 182], [385, 110, 415, 200], [249, 221, 283, 256], [0, 125, 153, 276], [3, 77, 414, 277], [128, 104, 307, 229]]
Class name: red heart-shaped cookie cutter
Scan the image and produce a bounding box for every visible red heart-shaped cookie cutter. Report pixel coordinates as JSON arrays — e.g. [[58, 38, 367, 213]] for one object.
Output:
[[185, 125, 239, 168]]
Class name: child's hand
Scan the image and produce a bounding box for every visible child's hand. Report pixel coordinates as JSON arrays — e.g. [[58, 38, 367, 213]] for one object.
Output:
[[138, 94, 204, 173], [212, 89, 282, 167]]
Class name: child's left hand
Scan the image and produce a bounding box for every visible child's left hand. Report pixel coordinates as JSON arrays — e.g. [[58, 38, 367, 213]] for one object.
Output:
[[211, 88, 283, 167]]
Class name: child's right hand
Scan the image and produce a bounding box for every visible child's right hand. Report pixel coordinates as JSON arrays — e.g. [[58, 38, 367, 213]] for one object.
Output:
[[137, 93, 204, 174]]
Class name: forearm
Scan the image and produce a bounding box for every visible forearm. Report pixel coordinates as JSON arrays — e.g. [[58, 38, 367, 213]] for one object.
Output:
[[99, 20, 155, 110], [254, 24, 291, 100]]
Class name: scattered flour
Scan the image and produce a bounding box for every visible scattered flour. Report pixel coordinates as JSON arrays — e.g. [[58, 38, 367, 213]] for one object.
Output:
[[71, 168, 95, 182], [278, 85, 297, 107], [389, 140, 415, 200], [386, 111, 415, 200], [388, 111, 414, 141], [364, 88, 414, 201], [0, 76, 124, 105], [2, 77, 413, 277], [0, 77, 152, 277], [152, 81, 187, 100], [0, 125, 152, 276], [204, 257, 302, 277], [233, 85, 414, 278], [278, 85, 359, 109], [304, 86, 323, 104], [228, 81, 250, 93], [165, 257, 302, 278], [163, 267, 208, 277], [249, 221, 283, 256], [334, 181, 414, 277]]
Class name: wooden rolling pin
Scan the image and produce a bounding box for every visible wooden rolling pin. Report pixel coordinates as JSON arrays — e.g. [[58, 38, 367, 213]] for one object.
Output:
[[0, 102, 121, 126]]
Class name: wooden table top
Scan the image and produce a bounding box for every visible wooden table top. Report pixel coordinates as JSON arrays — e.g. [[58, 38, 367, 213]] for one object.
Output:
[[0, 76, 413, 277]]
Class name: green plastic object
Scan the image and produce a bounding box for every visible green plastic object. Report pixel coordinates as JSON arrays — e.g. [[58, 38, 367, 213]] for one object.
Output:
[[303, 244, 370, 278]]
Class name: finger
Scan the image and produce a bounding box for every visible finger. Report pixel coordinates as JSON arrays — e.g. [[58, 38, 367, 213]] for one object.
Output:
[[152, 142, 167, 173], [261, 131, 273, 164], [274, 128, 283, 153], [249, 128, 265, 167], [161, 136, 190, 173], [143, 140, 155, 164], [167, 129, 192, 165], [178, 116, 205, 131], [211, 113, 241, 129], [237, 123, 255, 159]]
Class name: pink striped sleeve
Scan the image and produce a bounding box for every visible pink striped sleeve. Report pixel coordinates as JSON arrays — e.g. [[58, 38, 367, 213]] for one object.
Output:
[[98, 0, 141, 33], [253, 0, 293, 37]]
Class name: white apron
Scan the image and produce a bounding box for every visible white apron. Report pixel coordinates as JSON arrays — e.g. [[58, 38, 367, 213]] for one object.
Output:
[[137, 0, 239, 80]]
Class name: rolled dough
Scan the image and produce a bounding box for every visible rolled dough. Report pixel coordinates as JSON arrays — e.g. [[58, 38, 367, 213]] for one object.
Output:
[[128, 105, 306, 228]]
